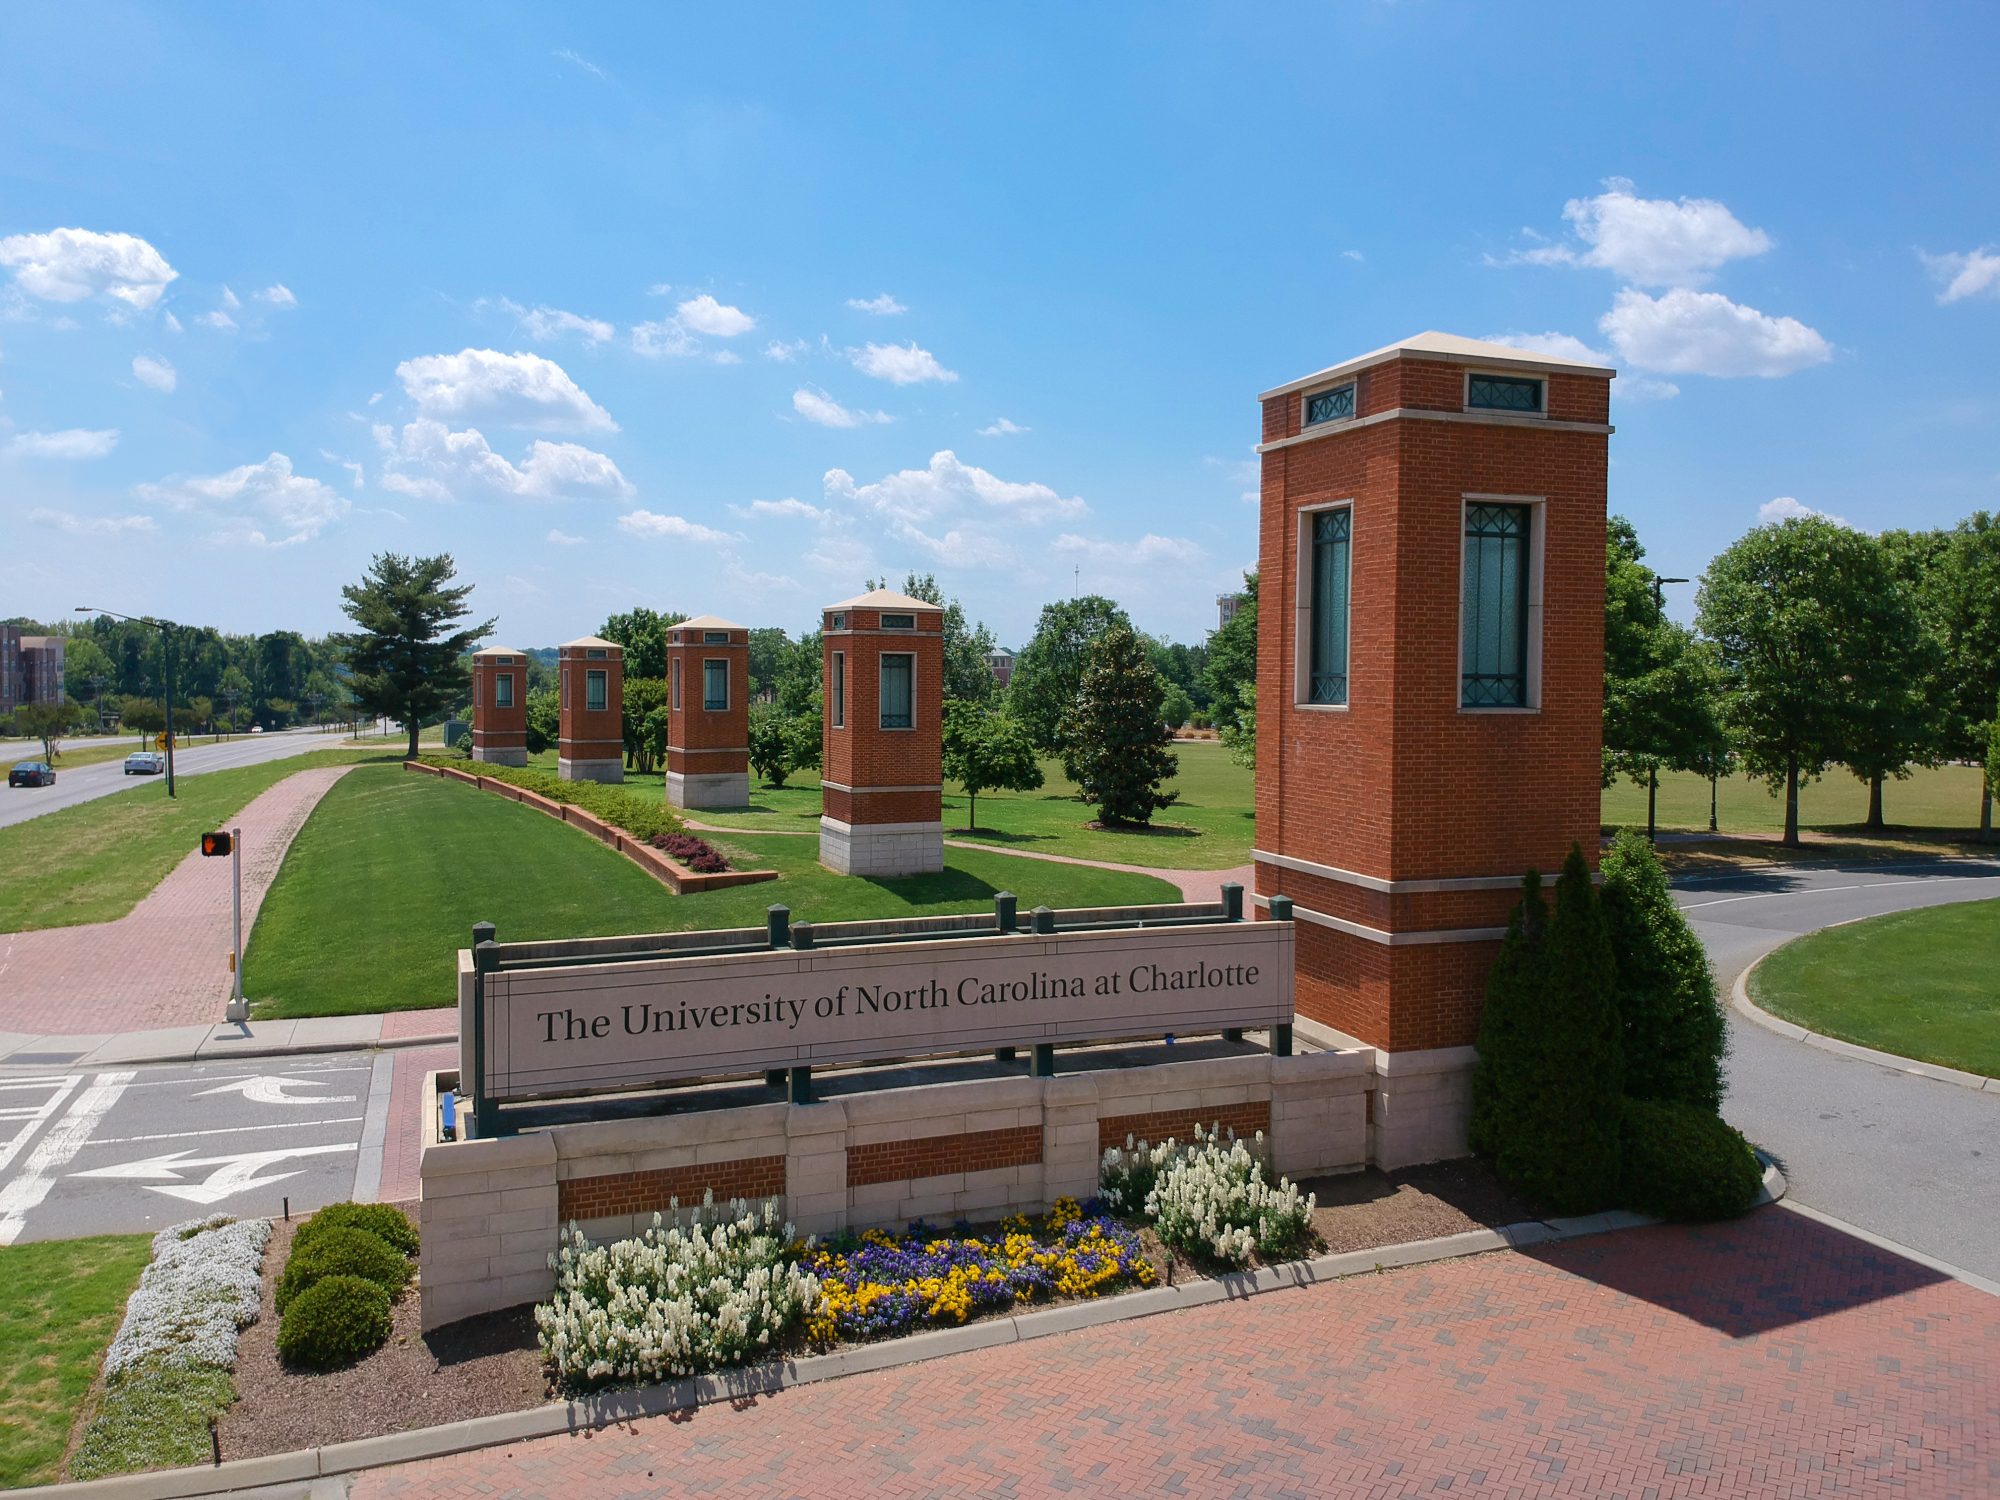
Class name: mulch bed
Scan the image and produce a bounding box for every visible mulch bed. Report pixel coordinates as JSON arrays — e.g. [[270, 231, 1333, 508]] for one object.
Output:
[[219, 1212, 546, 1462], [1298, 1159, 1543, 1255]]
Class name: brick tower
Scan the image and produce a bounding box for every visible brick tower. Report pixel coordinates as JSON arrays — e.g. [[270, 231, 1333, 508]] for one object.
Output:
[[557, 635, 625, 783], [469, 646, 528, 766], [1253, 333, 1612, 1164], [665, 615, 750, 810], [819, 589, 945, 876]]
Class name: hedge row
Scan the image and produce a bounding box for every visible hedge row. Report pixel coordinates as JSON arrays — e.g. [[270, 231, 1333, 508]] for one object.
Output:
[[414, 755, 685, 843], [275, 1201, 419, 1370]]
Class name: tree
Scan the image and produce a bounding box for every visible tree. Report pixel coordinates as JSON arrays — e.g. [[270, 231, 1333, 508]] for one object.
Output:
[[1008, 595, 1132, 761], [334, 553, 494, 760], [1159, 683, 1193, 731], [599, 607, 685, 681], [747, 627, 791, 702], [903, 573, 999, 704], [62, 636, 114, 707], [1600, 830, 1725, 1112], [1060, 625, 1179, 827], [120, 696, 165, 738], [1146, 635, 1210, 714], [1218, 681, 1256, 768], [749, 702, 823, 788], [525, 688, 559, 755], [1696, 518, 1894, 846], [1200, 572, 1258, 722], [622, 677, 667, 773], [1910, 513, 2000, 839], [255, 630, 311, 726], [774, 630, 823, 718], [1837, 535, 1942, 830], [12, 699, 84, 762], [1469, 848, 1624, 1214], [942, 700, 1044, 831]]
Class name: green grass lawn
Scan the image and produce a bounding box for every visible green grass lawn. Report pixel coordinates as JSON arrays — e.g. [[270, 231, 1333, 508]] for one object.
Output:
[[0, 748, 387, 933], [1749, 898, 2000, 1077], [1602, 762, 1991, 838], [245, 764, 1181, 1017], [526, 738, 1258, 871], [0, 1234, 151, 1488]]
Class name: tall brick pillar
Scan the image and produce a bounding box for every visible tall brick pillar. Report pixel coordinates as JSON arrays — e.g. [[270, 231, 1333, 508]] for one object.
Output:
[[469, 646, 528, 766], [819, 589, 945, 877], [557, 636, 625, 783], [1253, 332, 1612, 1167], [665, 615, 750, 810]]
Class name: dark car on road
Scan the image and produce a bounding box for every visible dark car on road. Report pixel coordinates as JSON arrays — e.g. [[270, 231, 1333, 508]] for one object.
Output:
[[7, 760, 56, 788]]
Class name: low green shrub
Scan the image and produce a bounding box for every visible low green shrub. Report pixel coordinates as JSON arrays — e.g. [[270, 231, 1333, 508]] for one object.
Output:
[[276, 1274, 393, 1370], [68, 1360, 238, 1480], [1619, 1097, 1763, 1222], [275, 1226, 409, 1314], [292, 1201, 419, 1259], [414, 755, 684, 842]]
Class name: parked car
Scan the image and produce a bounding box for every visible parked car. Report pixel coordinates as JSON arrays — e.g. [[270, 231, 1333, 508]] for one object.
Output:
[[124, 751, 166, 775], [7, 761, 55, 788]]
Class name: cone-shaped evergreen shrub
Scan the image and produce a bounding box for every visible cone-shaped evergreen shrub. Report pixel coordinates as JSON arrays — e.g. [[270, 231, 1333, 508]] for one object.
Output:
[[1468, 870, 1546, 1160], [1472, 846, 1624, 1215], [1600, 829, 1727, 1111], [1619, 1097, 1762, 1220]]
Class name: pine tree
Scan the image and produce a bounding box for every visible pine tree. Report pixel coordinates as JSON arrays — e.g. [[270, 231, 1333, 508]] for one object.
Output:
[[1467, 871, 1547, 1160], [1600, 829, 1726, 1111], [333, 553, 493, 760], [1060, 624, 1179, 827]]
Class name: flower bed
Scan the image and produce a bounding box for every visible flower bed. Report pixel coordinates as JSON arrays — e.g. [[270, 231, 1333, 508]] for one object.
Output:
[[651, 830, 730, 873], [805, 1198, 1155, 1342], [1101, 1125, 1316, 1267], [412, 755, 684, 842]]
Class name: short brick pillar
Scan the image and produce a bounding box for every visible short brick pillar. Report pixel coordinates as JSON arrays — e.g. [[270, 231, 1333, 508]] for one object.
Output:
[[1253, 333, 1612, 1159], [665, 615, 750, 810], [819, 589, 944, 876], [557, 636, 625, 783], [468, 646, 528, 766]]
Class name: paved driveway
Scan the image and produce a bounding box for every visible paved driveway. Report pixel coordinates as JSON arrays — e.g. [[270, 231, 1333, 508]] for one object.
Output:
[[0, 728, 356, 831], [1676, 859, 2000, 1282]]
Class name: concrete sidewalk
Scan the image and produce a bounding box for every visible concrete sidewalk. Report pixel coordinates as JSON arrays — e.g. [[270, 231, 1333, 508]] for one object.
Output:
[[0, 1006, 457, 1068]]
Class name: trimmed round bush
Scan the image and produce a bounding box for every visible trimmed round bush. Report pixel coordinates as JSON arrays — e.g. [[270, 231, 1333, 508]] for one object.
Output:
[[275, 1226, 410, 1315], [292, 1201, 419, 1259], [1619, 1098, 1763, 1222], [276, 1274, 392, 1369]]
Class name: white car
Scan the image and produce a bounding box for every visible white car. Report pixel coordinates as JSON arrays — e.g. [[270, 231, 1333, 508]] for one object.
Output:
[[124, 751, 166, 775]]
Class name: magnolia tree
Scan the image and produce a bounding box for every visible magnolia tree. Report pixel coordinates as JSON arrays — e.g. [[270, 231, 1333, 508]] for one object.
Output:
[[942, 700, 1042, 831]]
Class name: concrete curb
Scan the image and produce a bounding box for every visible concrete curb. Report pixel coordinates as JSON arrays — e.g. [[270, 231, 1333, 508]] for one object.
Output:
[[0, 1028, 456, 1072], [1732, 950, 2000, 1095], [31, 1175, 1792, 1499]]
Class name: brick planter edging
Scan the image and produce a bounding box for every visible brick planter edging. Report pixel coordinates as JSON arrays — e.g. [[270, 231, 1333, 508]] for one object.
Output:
[[20, 1161, 1789, 1500], [402, 758, 779, 895]]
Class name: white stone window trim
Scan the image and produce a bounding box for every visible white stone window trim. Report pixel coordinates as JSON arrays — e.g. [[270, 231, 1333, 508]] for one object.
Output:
[[494, 672, 514, 709], [1462, 369, 1548, 419], [1299, 378, 1358, 431], [832, 651, 846, 729], [585, 668, 609, 713], [670, 657, 682, 712], [1292, 499, 1354, 714], [701, 658, 729, 712], [1455, 493, 1545, 715]]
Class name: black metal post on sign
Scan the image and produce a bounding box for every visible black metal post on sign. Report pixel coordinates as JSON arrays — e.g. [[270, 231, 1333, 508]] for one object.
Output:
[[1220, 882, 1243, 921], [1031, 905, 1055, 935], [470, 922, 498, 1138], [791, 920, 815, 950], [788, 1066, 813, 1104], [993, 893, 1019, 1062], [1269, 895, 1295, 1056], [1032, 1043, 1056, 1077], [766, 904, 790, 949]]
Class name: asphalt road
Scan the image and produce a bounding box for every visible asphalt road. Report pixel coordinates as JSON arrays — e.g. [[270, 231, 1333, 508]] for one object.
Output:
[[1676, 858, 2000, 1282], [0, 728, 358, 831]]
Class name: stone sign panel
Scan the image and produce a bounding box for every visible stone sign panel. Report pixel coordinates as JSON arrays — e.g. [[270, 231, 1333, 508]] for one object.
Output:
[[479, 920, 1294, 1103]]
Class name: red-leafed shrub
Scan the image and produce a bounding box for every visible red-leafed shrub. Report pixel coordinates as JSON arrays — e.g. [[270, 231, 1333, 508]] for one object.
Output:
[[649, 832, 730, 873]]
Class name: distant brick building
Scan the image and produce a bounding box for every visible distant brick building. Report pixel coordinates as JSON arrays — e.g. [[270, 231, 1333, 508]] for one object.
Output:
[[665, 615, 750, 810], [820, 589, 946, 876], [1252, 332, 1612, 1157], [0, 626, 66, 717]]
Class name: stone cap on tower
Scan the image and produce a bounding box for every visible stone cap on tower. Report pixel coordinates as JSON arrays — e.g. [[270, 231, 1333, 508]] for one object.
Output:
[[673, 614, 747, 633], [1259, 330, 1616, 402], [825, 588, 944, 613], [558, 635, 621, 652], [471, 645, 527, 658]]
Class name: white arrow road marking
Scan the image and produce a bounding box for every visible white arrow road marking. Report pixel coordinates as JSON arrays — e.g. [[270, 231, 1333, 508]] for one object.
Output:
[[0, 1071, 134, 1245], [73, 1142, 357, 1206], [0, 1076, 80, 1176], [190, 1074, 358, 1105]]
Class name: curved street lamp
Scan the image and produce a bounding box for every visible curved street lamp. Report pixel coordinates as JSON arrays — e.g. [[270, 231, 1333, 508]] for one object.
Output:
[[76, 607, 178, 798]]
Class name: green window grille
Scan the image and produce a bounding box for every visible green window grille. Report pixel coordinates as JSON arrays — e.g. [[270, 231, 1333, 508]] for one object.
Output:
[[1305, 382, 1355, 426], [703, 630, 729, 644], [1466, 375, 1543, 413], [880, 653, 914, 729], [585, 669, 608, 713], [702, 659, 728, 711], [1461, 504, 1531, 707], [832, 652, 846, 728], [881, 612, 916, 630], [1308, 509, 1351, 704], [671, 658, 682, 711], [494, 673, 514, 709]]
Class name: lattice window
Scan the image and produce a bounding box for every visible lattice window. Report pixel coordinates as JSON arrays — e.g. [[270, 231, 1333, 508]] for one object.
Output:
[[1308, 509, 1351, 705], [702, 660, 728, 711], [880, 653, 914, 729], [1461, 504, 1531, 707], [1466, 375, 1543, 413], [1305, 382, 1356, 426]]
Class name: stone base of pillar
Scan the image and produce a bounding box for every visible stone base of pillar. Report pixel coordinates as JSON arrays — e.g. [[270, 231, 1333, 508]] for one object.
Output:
[[557, 756, 624, 784], [472, 745, 528, 767], [1367, 1044, 1478, 1171], [666, 770, 750, 810], [819, 815, 944, 877]]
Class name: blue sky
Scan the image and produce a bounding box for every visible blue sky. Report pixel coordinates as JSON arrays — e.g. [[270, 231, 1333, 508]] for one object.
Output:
[[3, 2, 1996, 650]]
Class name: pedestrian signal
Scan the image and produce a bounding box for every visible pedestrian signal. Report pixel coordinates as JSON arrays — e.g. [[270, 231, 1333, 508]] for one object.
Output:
[[200, 832, 233, 857]]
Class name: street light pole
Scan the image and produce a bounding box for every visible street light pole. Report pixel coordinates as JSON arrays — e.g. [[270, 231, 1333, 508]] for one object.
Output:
[[77, 606, 179, 798]]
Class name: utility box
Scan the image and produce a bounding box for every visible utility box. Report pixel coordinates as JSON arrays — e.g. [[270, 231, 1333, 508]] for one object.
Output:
[[819, 589, 945, 877], [665, 615, 750, 810], [468, 648, 527, 766], [557, 636, 625, 783]]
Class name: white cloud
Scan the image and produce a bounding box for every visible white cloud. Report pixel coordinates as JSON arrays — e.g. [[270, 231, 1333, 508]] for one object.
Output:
[[163, 311, 182, 334], [616, 509, 733, 543], [765, 338, 809, 362], [646, 282, 673, 297], [134, 452, 350, 546], [198, 309, 237, 331], [825, 450, 1084, 524], [978, 417, 1030, 436], [546, 528, 587, 545], [395, 348, 617, 431], [846, 294, 906, 316], [1341, 249, 1365, 263], [484, 297, 613, 344], [1052, 532, 1203, 565], [1599, 288, 1831, 377], [1759, 496, 1852, 528], [320, 450, 364, 489], [0, 228, 178, 309], [630, 318, 699, 359], [1920, 246, 2000, 304], [793, 388, 892, 428], [712, 349, 742, 366], [132, 354, 177, 392], [373, 418, 632, 503], [1483, 330, 1613, 365], [220, 286, 241, 310], [1206, 454, 1259, 505], [255, 283, 296, 308], [1619, 376, 1681, 401], [851, 341, 957, 385], [735, 497, 827, 522], [6, 428, 119, 459], [30, 507, 155, 536], [1503, 179, 1772, 286], [675, 294, 755, 337], [554, 47, 607, 80]]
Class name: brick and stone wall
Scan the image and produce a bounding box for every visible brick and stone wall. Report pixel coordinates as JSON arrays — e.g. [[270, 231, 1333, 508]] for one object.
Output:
[[666, 616, 751, 810], [819, 590, 946, 876]]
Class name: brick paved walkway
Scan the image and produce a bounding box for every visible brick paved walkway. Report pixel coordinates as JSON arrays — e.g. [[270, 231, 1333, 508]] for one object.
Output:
[[0, 765, 354, 1036], [353, 1207, 1997, 1498]]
